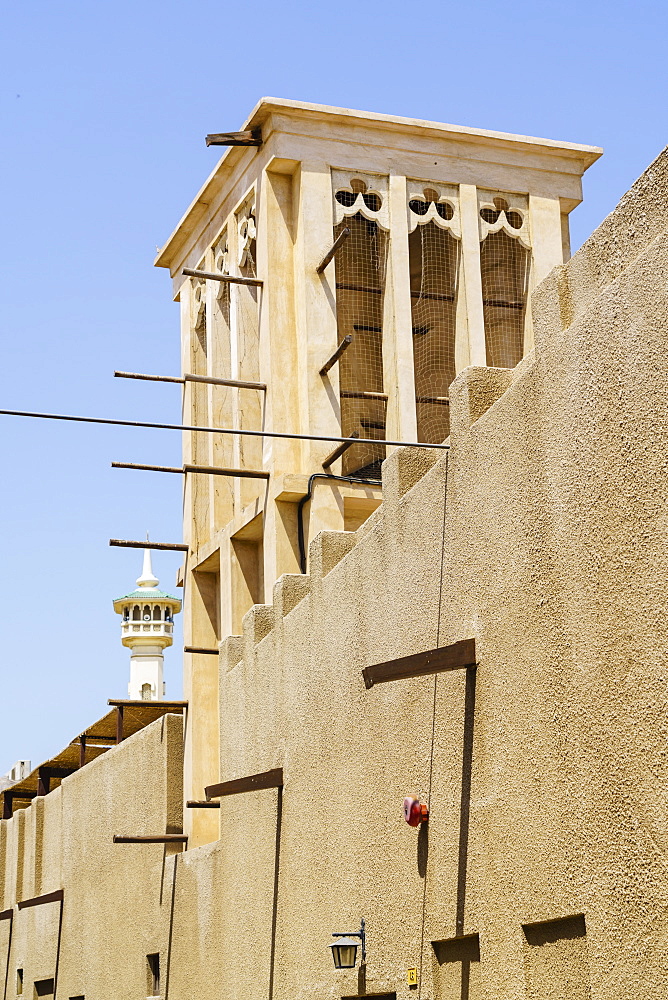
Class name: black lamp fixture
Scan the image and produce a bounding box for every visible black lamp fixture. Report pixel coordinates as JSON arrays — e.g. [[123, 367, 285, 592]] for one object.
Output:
[[329, 919, 366, 969]]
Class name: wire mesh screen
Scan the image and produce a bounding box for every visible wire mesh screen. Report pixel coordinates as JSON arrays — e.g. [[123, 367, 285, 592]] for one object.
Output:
[[236, 204, 264, 501], [408, 219, 459, 443], [479, 196, 531, 369], [333, 211, 388, 477]]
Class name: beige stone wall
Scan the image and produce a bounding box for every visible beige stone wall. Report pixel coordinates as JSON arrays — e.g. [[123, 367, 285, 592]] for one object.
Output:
[[0, 715, 183, 1000], [203, 147, 664, 1000], [4, 123, 667, 1000]]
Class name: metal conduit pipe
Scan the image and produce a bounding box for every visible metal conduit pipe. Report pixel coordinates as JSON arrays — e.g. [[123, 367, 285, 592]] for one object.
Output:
[[297, 473, 381, 574]]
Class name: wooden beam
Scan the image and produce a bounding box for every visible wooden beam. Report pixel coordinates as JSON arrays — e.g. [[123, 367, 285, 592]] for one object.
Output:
[[109, 539, 189, 552], [184, 374, 266, 391], [112, 462, 270, 480], [339, 390, 388, 401], [186, 800, 221, 809], [205, 767, 283, 801], [184, 464, 270, 480], [182, 267, 263, 288], [112, 462, 182, 474], [316, 227, 350, 274], [322, 432, 359, 469], [107, 700, 187, 708], [115, 370, 267, 391], [362, 639, 477, 689], [319, 335, 353, 377], [0, 909, 12, 920], [114, 370, 184, 384], [38, 767, 76, 796], [17, 890, 63, 910], [205, 128, 262, 147], [113, 834, 188, 844], [184, 647, 219, 655]]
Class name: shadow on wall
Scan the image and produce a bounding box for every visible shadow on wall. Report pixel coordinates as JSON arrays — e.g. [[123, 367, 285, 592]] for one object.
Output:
[[432, 934, 481, 1000], [522, 915, 591, 1000]]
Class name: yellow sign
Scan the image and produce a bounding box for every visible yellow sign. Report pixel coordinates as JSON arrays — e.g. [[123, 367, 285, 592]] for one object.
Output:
[[407, 968, 418, 986]]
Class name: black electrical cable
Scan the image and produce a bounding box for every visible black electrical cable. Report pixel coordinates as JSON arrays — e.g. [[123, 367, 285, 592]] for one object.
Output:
[[297, 473, 380, 573]]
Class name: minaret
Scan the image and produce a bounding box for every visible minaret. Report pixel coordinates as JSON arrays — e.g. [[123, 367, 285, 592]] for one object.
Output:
[[113, 549, 182, 701]]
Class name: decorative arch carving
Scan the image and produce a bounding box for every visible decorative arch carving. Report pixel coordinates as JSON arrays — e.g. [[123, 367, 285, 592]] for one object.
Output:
[[407, 181, 461, 238], [332, 170, 389, 231], [213, 231, 229, 276], [236, 193, 257, 269], [478, 191, 531, 248]]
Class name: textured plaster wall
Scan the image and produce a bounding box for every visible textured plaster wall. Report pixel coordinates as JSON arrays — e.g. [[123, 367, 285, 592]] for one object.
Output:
[[0, 148, 666, 1000], [0, 714, 183, 1000], [201, 147, 667, 1000]]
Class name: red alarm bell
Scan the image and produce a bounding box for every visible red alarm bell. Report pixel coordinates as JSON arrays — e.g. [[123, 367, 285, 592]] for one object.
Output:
[[403, 795, 429, 827]]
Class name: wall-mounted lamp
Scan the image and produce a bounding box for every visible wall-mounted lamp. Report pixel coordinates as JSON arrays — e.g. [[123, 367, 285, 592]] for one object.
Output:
[[329, 919, 366, 969]]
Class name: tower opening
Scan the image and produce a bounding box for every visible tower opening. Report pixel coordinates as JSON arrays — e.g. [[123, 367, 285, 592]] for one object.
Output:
[[333, 209, 388, 477], [408, 218, 459, 443], [480, 229, 530, 369]]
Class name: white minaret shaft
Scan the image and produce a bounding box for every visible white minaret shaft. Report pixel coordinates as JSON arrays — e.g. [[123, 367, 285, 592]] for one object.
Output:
[[113, 548, 182, 702]]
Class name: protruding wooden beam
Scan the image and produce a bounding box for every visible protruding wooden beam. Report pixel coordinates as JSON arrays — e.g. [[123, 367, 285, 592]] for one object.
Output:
[[110, 539, 189, 552], [205, 128, 262, 147], [17, 890, 64, 909], [186, 800, 221, 809], [319, 335, 353, 377], [113, 834, 188, 844], [112, 462, 182, 474], [184, 647, 219, 655], [205, 767, 283, 801], [182, 267, 263, 288], [363, 639, 477, 690], [184, 374, 267, 391], [112, 462, 270, 480], [114, 370, 267, 391], [322, 432, 359, 470], [107, 700, 188, 708], [184, 464, 269, 480], [114, 370, 184, 384], [316, 227, 350, 273]]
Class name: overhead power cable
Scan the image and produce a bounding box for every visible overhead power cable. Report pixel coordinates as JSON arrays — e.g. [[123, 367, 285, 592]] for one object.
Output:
[[0, 408, 449, 452]]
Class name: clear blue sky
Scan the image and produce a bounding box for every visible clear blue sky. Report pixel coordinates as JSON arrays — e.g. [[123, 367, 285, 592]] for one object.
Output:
[[0, 0, 665, 770]]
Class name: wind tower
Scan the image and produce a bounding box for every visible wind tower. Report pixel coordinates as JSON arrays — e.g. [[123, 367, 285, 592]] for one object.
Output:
[[113, 549, 182, 701]]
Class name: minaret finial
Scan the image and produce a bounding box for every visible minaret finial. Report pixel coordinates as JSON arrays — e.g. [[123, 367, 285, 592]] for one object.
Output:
[[136, 547, 159, 589]]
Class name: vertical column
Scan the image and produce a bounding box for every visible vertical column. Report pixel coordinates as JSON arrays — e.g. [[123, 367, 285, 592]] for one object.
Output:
[[527, 194, 564, 353], [204, 246, 218, 542], [179, 282, 195, 552], [227, 207, 243, 517], [208, 237, 235, 532], [293, 162, 346, 555], [384, 173, 418, 446], [256, 163, 302, 597], [529, 195, 565, 285], [293, 162, 342, 470], [184, 561, 220, 847], [458, 184, 486, 368]]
